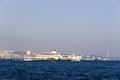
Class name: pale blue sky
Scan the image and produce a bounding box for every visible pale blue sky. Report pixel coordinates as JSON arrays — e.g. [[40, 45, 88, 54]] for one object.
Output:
[[0, 0, 120, 57]]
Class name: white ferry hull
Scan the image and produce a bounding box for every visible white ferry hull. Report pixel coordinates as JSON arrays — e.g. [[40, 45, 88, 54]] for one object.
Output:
[[24, 49, 81, 61]]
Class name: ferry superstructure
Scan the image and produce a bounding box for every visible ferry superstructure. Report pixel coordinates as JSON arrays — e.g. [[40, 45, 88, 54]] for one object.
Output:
[[24, 49, 81, 61]]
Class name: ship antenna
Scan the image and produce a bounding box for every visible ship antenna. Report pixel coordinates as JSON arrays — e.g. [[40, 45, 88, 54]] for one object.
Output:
[[72, 48, 75, 54]]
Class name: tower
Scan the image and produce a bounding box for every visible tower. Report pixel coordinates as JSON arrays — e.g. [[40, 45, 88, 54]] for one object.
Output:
[[107, 50, 109, 60]]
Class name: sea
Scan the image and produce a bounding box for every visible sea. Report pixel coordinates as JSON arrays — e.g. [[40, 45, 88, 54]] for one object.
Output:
[[0, 60, 120, 80]]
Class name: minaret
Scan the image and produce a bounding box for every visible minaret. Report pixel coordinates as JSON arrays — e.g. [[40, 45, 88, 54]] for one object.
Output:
[[107, 50, 109, 60]]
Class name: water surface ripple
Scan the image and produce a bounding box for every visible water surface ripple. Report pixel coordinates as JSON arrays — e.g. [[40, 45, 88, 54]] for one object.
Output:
[[0, 60, 120, 80]]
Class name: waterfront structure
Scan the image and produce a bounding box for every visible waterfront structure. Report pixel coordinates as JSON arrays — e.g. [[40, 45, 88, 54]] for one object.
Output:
[[0, 50, 23, 59]]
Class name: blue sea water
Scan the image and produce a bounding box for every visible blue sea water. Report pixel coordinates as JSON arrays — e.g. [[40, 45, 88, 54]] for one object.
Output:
[[0, 60, 120, 80]]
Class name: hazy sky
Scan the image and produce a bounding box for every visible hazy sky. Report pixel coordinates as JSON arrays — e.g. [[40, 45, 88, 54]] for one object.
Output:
[[0, 0, 120, 57]]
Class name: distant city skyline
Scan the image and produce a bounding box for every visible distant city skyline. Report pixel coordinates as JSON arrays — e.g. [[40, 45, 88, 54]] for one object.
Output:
[[0, 0, 120, 57]]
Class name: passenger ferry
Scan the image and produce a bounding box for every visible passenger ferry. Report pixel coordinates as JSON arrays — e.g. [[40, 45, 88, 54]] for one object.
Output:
[[24, 49, 81, 61]]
